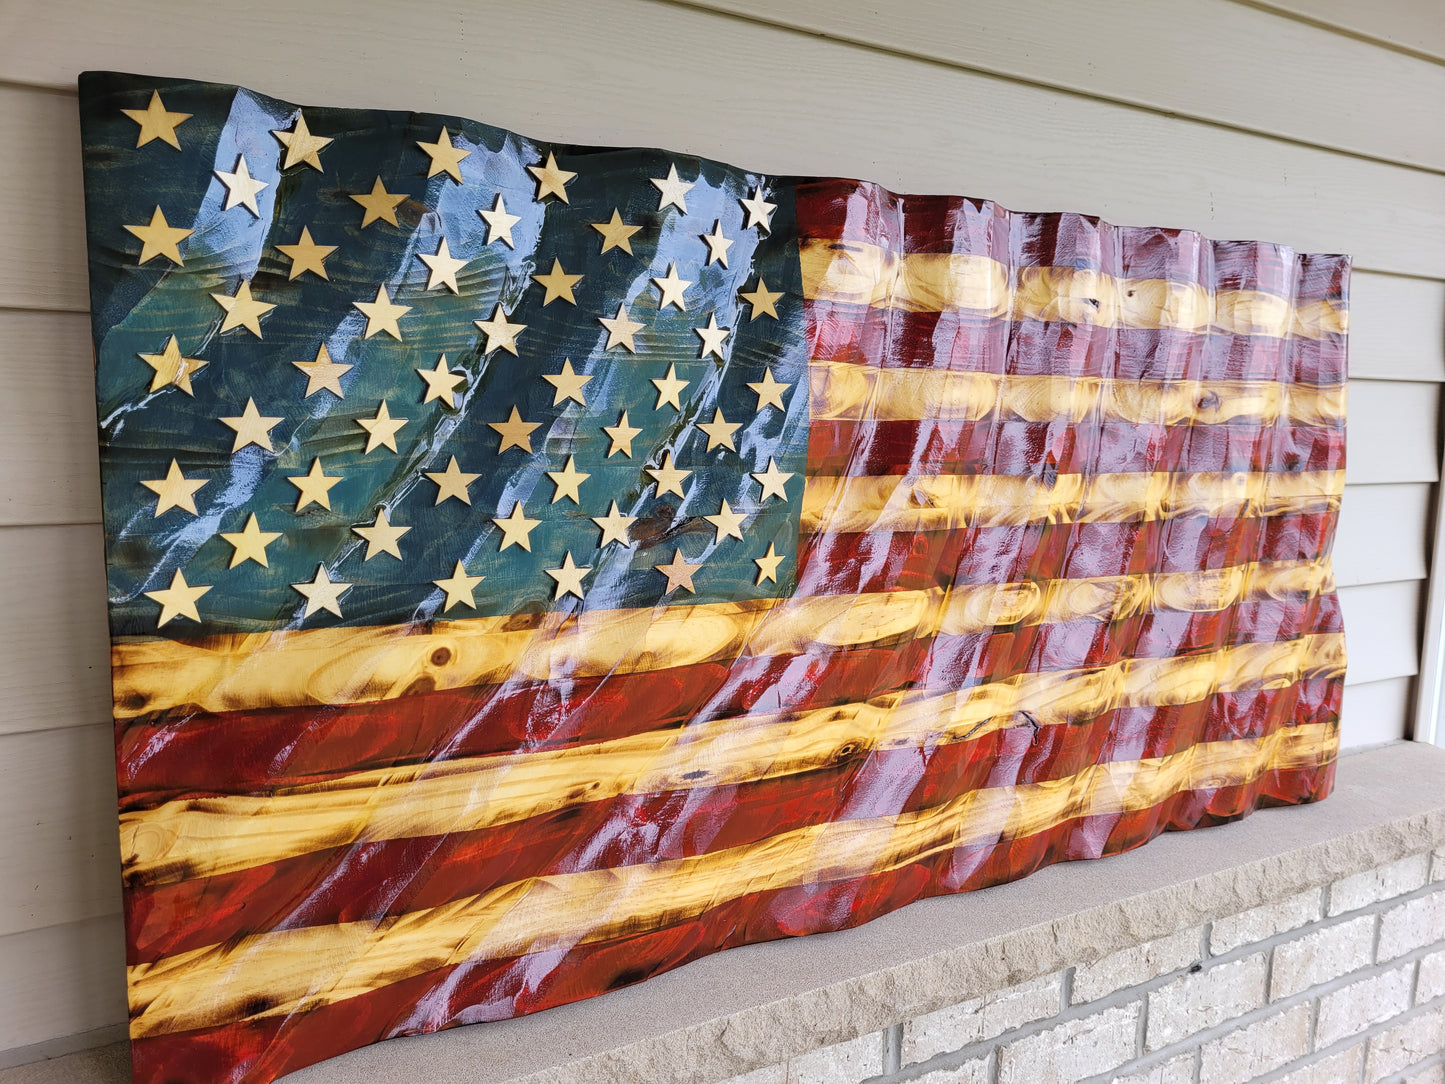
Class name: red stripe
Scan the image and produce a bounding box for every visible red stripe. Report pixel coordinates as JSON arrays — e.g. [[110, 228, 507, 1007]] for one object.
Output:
[[115, 583, 1339, 805], [803, 305, 1345, 384], [795, 512, 1339, 597], [806, 418, 1345, 477], [125, 757, 1335, 1084], [794, 178, 1350, 304], [123, 671, 1340, 963]]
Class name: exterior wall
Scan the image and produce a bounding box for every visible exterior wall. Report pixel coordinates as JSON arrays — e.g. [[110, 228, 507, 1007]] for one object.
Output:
[[729, 848, 1445, 1084], [0, 0, 1441, 1066]]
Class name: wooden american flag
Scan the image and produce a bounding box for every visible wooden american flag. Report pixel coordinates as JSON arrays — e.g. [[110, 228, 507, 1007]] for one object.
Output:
[[77, 71, 1347, 1084]]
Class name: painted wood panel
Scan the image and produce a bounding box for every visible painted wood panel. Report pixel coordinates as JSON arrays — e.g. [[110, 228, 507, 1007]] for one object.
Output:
[[0, 570, 1415, 941], [0, 0, 1438, 1060], [677, 0, 1445, 171], [0, 310, 1434, 527]]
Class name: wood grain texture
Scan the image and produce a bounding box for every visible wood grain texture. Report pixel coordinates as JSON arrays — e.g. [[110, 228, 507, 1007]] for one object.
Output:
[[0, 916, 126, 1052], [674, 0, 1445, 171], [118, 634, 1345, 886], [0, 0, 1436, 1058], [124, 724, 1334, 1040]]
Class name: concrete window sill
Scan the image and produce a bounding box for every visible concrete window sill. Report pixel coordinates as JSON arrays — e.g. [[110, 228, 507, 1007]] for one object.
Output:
[[6, 741, 1445, 1084]]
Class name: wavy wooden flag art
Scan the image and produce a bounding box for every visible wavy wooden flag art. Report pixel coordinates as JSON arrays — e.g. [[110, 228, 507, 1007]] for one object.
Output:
[[77, 71, 1348, 1083]]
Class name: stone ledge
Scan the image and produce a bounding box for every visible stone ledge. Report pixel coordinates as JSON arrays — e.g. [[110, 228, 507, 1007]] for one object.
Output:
[[6, 741, 1445, 1084]]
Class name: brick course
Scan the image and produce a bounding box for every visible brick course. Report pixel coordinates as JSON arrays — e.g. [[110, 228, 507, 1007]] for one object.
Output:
[[722, 853, 1445, 1084]]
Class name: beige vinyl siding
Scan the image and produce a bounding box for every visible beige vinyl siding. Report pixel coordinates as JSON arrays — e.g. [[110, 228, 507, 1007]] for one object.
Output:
[[0, 0, 1438, 1058]]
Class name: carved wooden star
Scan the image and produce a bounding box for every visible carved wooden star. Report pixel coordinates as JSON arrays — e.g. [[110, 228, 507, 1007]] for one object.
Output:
[[123, 206, 192, 266], [122, 91, 190, 149], [543, 359, 591, 406], [416, 126, 471, 181], [210, 280, 275, 337], [288, 458, 342, 511], [417, 237, 468, 293], [754, 543, 786, 584], [695, 314, 730, 359], [592, 501, 637, 547], [425, 456, 479, 505], [739, 186, 777, 231], [292, 565, 351, 619], [214, 155, 269, 216], [493, 502, 541, 552], [528, 151, 576, 202], [474, 304, 526, 355], [651, 364, 689, 411], [701, 220, 733, 267], [652, 263, 692, 311], [350, 177, 407, 228], [219, 514, 281, 568], [591, 209, 642, 255], [547, 455, 590, 504], [219, 397, 283, 452], [356, 401, 407, 454], [740, 278, 783, 320], [650, 164, 694, 212], [276, 227, 336, 280], [752, 457, 794, 502], [352, 508, 411, 560], [138, 335, 206, 395], [478, 195, 521, 247], [654, 549, 702, 594], [532, 258, 583, 306], [599, 303, 644, 352], [646, 452, 691, 498], [704, 499, 747, 543], [140, 459, 207, 516], [490, 406, 540, 453], [697, 408, 741, 451], [603, 411, 643, 458], [417, 355, 465, 406], [747, 368, 791, 411], [293, 343, 352, 399], [353, 285, 410, 340], [271, 112, 332, 171], [434, 561, 484, 611], [144, 569, 211, 627], [545, 552, 590, 601]]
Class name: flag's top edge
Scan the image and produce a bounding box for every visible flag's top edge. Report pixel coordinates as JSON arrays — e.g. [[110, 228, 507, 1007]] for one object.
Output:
[[76, 70, 1353, 272]]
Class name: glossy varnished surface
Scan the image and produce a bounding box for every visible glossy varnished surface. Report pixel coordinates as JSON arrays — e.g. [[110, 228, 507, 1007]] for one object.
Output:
[[79, 72, 1347, 1083]]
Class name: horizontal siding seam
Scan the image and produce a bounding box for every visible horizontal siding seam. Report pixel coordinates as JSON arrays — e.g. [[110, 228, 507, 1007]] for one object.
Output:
[[651, 0, 1445, 176], [1229, 0, 1445, 66]]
